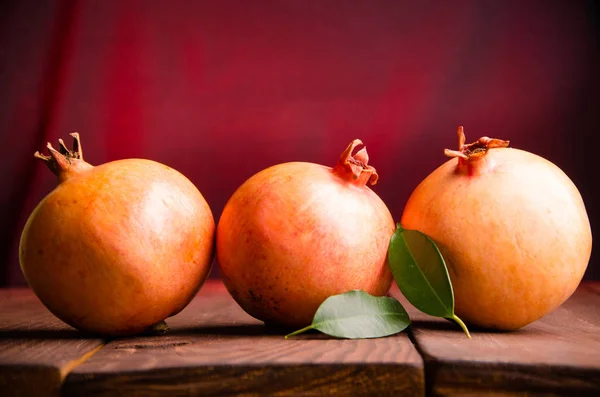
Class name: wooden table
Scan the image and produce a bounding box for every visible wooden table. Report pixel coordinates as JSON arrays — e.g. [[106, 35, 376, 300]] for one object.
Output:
[[1, 281, 599, 397]]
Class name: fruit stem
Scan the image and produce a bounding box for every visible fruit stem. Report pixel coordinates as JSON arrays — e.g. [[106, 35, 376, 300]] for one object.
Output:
[[144, 320, 170, 335], [284, 325, 314, 339], [34, 133, 93, 183], [449, 313, 471, 339], [333, 139, 379, 186]]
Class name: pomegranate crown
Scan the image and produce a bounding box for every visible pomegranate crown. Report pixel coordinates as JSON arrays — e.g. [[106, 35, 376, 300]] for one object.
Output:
[[34, 133, 93, 183], [334, 139, 378, 186], [444, 126, 510, 160]]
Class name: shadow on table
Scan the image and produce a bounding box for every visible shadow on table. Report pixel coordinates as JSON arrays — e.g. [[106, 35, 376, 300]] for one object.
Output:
[[167, 323, 322, 338], [0, 328, 101, 340], [409, 319, 545, 336], [166, 323, 333, 340], [0, 324, 311, 341]]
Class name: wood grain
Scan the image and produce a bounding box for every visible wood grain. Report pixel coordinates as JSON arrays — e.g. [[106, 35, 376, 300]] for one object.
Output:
[[0, 289, 105, 397], [63, 282, 424, 397], [389, 284, 600, 396]]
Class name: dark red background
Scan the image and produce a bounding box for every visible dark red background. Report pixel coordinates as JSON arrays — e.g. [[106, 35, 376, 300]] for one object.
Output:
[[1, 0, 598, 285]]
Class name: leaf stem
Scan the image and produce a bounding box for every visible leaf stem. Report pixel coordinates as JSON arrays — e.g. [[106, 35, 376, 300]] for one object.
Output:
[[449, 314, 471, 339], [284, 325, 314, 339]]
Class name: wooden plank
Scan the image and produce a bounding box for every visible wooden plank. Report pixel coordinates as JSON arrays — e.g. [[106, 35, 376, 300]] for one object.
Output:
[[63, 281, 424, 397], [0, 289, 105, 397], [390, 283, 600, 396]]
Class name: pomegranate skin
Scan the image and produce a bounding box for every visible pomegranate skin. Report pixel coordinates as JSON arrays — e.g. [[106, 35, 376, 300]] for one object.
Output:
[[20, 137, 215, 336], [217, 141, 394, 328], [401, 128, 592, 330]]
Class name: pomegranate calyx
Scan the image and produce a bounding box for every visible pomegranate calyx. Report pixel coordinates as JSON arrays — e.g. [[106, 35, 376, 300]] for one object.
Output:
[[444, 126, 510, 160], [334, 139, 379, 186], [35, 133, 93, 183]]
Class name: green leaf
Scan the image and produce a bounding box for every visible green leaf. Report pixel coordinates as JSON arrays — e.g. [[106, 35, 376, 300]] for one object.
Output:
[[285, 290, 410, 339], [389, 223, 471, 338]]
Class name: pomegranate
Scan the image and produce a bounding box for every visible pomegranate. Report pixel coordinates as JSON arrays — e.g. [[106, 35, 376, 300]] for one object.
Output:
[[217, 139, 395, 328], [401, 126, 592, 330], [19, 133, 215, 335]]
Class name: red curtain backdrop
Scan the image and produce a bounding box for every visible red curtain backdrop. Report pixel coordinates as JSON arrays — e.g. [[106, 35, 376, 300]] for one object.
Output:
[[1, 0, 598, 285]]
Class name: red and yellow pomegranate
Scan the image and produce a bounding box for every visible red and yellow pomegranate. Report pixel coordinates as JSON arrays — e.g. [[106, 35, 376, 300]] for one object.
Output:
[[401, 126, 592, 330], [19, 133, 215, 335], [217, 139, 395, 328]]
